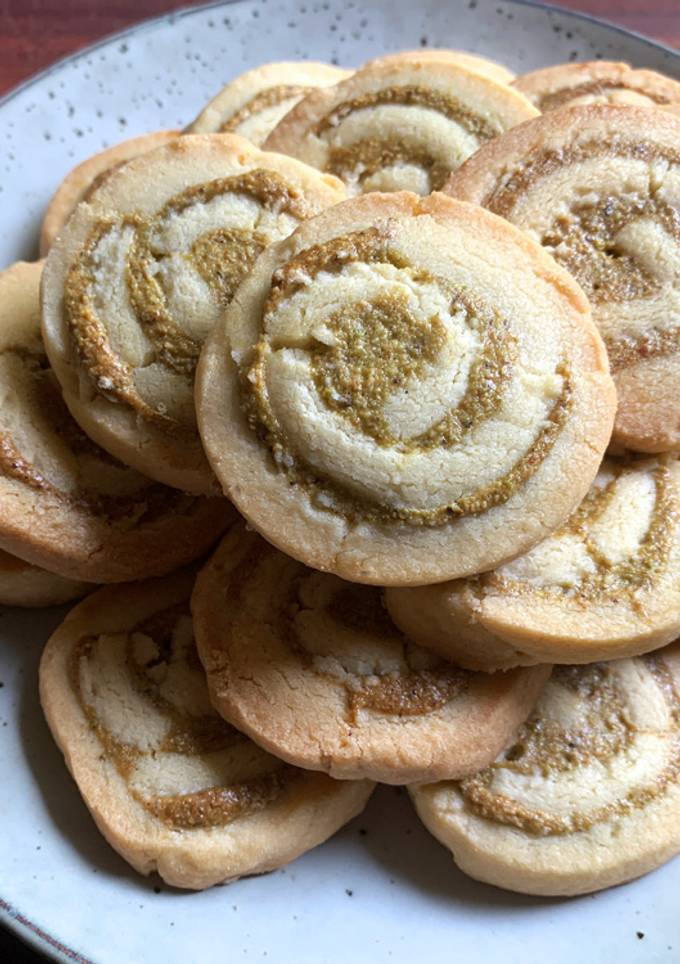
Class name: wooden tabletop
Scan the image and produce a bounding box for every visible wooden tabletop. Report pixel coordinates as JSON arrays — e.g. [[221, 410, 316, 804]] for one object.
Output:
[[0, 0, 677, 96]]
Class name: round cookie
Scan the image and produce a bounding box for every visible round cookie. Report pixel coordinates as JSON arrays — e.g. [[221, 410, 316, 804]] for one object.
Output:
[[514, 60, 680, 114], [387, 458, 680, 670], [0, 261, 231, 583], [192, 522, 552, 785], [365, 49, 515, 85], [40, 570, 373, 890], [446, 104, 680, 453], [186, 61, 351, 144], [411, 643, 680, 896], [196, 191, 616, 586], [39, 130, 180, 257], [263, 60, 537, 195], [0, 550, 89, 607], [41, 133, 345, 494]]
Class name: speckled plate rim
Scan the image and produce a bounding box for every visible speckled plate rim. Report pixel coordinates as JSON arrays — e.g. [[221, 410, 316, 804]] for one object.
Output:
[[1, 0, 679, 960], [0, 0, 678, 117]]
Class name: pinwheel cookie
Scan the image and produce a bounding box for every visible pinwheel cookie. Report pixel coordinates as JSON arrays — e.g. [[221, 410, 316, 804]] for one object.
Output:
[[387, 458, 680, 670], [40, 570, 373, 890], [39, 130, 180, 256], [196, 191, 616, 586], [447, 104, 680, 452], [0, 261, 230, 583], [187, 61, 351, 144], [365, 49, 514, 85], [264, 60, 537, 194], [514, 60, 680, 114], [411, 643, 680, 896], [0, 550, 89, 608], [192, 523, 551, 785], [41, 133, 345, 494]]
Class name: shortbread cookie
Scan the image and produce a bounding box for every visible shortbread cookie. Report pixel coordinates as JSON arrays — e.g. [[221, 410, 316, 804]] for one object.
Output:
[[0, 261, 231, 583], [264, 60, 537, 194], [387, 459, 680, 670], [447, 104, 680, 453], [514, 60, 680, 114], [39, 130, 180, 256], [187, 61, 351, 144], [40, 571, 373, 890], [0, 550, 89, 607], [196, 191, 616, 586], [192, 523, 551, 784], [411, 644, 680, 896], [365, 49, 514, 84], [41, 134, 345, 494]]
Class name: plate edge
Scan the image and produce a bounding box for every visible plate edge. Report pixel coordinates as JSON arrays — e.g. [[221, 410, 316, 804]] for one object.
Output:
[[0, 0, 678, 112]]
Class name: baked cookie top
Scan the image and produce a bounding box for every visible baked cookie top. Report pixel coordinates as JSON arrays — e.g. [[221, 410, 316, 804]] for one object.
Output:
[[447, 103, 680, 453], [39, 130, 180, 256], [196, 191, 616, 585], [411, 642, 680, 896], [387, 458, 680, 669], [0, 261, 231, 583], [365, 49, 515, 85], [514, 60, 680, 113], [40, 570, 373, 890], [0, 548, 89, 609], [187, 61, 351, 144], [264, 59, 537, 195], [192, 522, 551, 785], [40, 133, 345, 494]]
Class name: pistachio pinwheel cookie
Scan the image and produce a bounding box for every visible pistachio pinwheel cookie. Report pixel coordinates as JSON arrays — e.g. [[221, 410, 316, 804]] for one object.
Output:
[[39, 130, 180, 256], [514, 60, 680, 114], [192, 524, 551, 785], [0, 261, 230, 583], [387, 458, 680, 670], [196, 191, 616, 586], [41, 133, 345, 494], [187, 61, 351, 144], [411, 643, 680, 896], [447, 104, 680, 453], [40, 570, 373, 890], [0, 550, 89, 608], [263, 60, 537, 195], [365, 49, 515, 84]]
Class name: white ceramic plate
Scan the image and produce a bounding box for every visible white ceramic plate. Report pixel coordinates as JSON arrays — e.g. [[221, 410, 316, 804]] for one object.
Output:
[[1, 2, 680, 961]]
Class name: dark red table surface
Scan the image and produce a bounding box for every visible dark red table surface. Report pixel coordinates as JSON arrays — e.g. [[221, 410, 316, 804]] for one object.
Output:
[[0, 0, 678, 97]]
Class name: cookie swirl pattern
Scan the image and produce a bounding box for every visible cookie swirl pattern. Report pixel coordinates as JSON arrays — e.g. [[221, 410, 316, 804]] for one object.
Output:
[[192, 523, 551, 784], [514, 60, 680, 113], [411, 644, 680, 896], [264, 61, 537, 195], [40, 571, 373, 889], [41, 134, 345, 494], [187, 61, 351, 145], [197, 191, 615, 585], [387, 459, 680, 669], [39, 130, 180, 257], [447, 104, 680, 452], [0, 261, 231, 583]]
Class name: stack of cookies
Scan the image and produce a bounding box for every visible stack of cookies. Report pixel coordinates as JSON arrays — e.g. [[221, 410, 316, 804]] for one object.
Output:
[[3, 48, 678, 898]]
